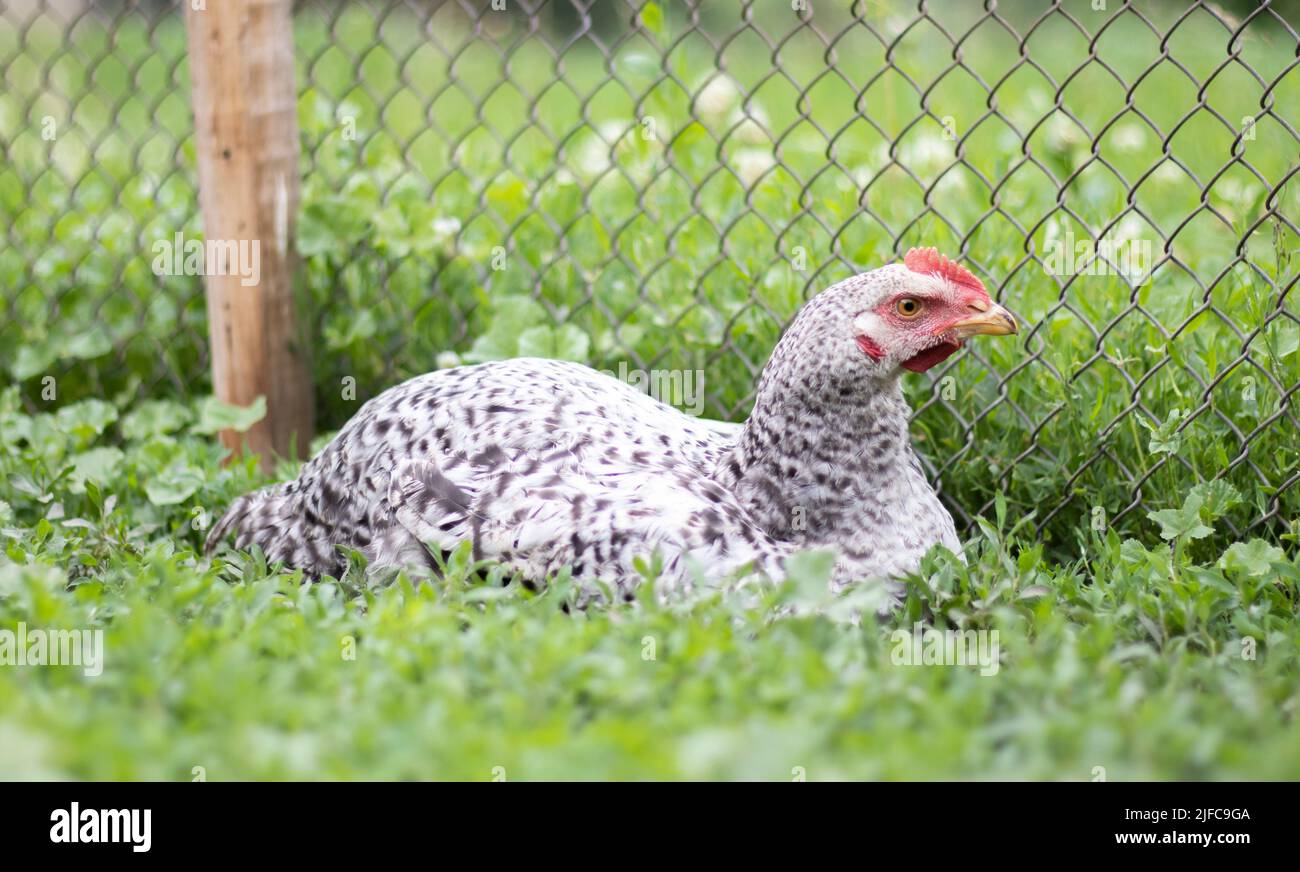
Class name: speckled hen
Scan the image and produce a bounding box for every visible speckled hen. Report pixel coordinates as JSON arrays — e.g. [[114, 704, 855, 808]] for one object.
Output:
[[207, 248, 1017, 603]]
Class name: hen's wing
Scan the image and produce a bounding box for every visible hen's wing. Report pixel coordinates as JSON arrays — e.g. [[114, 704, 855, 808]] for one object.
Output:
[[383, 406, 784, 600], [207, 358, 767, 592]]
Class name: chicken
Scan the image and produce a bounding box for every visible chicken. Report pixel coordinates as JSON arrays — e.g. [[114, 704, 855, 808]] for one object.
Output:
[[206, 248, 1017, 603]]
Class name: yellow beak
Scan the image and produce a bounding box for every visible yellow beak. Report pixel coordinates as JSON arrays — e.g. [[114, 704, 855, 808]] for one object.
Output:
[[948, 301, 1018, 338]]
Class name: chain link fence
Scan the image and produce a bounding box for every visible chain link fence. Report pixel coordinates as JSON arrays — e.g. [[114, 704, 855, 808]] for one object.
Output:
[[2, 0, 1297, 543]]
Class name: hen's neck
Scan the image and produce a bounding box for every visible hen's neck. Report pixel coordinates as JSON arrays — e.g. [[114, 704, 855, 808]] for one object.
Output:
[[716, 365, 916, 544]]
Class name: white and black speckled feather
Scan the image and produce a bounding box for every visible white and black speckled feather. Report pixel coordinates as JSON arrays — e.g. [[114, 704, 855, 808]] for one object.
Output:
[[207, 258, 1010, 604]]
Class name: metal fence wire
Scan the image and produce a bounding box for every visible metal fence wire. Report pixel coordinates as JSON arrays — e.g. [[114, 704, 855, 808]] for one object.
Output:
[[1, 0, 1297, 543]]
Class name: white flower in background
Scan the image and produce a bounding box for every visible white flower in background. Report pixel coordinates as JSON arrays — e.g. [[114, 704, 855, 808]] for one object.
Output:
[[436, 351, 461, 370], [733, 148, 775, 187], [934, 170, 969, 195], [575, 138, 609, 177], [883, 15, 911, 37], [1240, 181, 1263, 207], [1214, 177, 1262, 208], [1153, 161, 1184, 185], [1210, 177, 1263, 224], [430, 216, 462, 257], [600, 121, 632, 141], [728, 104, 771, 146], [899, 131, 954, 174], [842, 143, 891, 190], [1111, 213, 1147, 246], [574, 121, 629, 178], [431, 217, 461, 243], [695, 75, 741, 125], [1043, 113, 1086, 155], [1111, 122, 1147, 152], [998, 127, 1025, 153]]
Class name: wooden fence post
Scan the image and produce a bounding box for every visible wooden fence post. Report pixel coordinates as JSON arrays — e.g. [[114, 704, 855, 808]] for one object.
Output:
[[185, 0, 313, 468]]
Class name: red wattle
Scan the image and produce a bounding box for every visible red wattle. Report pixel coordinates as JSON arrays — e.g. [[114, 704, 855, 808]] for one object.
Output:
[[901, 340, 962, 372], [856, 334, 885, 360]]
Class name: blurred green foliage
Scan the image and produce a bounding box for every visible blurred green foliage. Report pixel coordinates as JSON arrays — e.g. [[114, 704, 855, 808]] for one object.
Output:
[[2, 1, 1296, 548]]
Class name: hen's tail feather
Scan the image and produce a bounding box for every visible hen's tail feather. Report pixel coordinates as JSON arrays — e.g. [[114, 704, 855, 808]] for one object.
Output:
[[204, 495, 248, 555], [204, 484, 292, 556]]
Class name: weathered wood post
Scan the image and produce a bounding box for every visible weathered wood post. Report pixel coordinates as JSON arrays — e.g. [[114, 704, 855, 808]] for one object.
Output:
[[185, 0, 314, 467]]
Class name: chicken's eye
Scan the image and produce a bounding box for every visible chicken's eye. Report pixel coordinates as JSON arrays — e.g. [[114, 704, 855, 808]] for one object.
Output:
[[896, 298, 923, 318]]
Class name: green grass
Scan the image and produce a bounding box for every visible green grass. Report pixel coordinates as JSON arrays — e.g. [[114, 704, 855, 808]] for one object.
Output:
[[0, 388, 1298, 779], [1, 2, 1299, 778]]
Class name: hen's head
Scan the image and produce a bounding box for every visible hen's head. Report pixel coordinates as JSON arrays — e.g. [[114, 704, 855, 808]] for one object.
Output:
[[784, 248, 1017, 381]]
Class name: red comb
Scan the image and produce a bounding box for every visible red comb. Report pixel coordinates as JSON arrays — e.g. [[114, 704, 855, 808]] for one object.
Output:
[[903, 247, 987, 298]]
